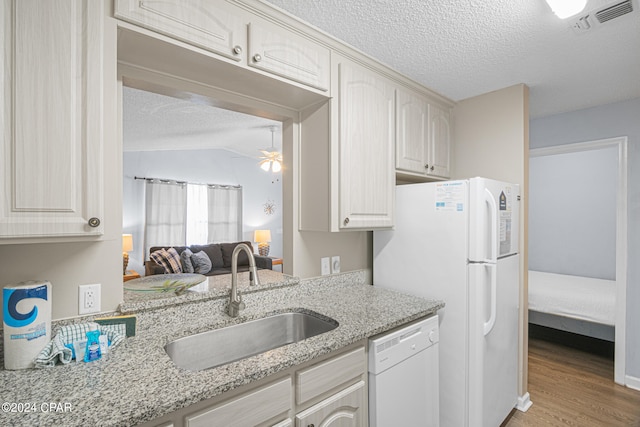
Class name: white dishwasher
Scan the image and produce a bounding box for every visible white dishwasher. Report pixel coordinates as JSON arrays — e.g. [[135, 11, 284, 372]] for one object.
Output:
[[368, 315, 439, 427]]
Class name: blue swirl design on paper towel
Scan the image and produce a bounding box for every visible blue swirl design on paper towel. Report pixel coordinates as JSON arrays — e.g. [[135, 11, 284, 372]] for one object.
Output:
[[3, 285, 48, 328]]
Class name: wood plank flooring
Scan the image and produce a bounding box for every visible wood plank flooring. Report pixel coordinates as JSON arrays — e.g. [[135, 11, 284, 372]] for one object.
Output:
[[503, 338, 640, 426]]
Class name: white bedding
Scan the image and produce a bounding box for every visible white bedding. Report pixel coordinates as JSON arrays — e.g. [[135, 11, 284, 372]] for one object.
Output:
[[528, 270, 616, 326]]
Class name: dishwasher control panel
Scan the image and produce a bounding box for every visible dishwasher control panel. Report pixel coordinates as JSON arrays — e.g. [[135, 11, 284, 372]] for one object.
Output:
[[368, 315, 439, 375]]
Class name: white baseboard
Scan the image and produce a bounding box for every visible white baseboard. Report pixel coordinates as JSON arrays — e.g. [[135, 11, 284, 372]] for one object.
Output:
[[516, 392, 533, 412], [626, 375, 640, 391]]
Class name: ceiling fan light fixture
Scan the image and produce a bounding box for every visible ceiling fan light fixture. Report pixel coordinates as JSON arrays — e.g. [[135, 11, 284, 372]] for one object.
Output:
[[545, 0, 587, 18], [258, 126, 282, 173]]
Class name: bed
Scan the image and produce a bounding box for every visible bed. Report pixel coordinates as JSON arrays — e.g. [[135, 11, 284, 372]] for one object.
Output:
[[528, 270, 616, 342]]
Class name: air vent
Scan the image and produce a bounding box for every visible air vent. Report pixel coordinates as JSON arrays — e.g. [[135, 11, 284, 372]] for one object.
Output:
[[596, 0, 633, 23], [571, 0, 635, 34]]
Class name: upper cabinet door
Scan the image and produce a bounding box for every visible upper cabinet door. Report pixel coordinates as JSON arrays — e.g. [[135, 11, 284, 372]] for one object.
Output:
[[248, 21, 330, 91], [396, 89, 429, 175], [429, 104, 452, 178], [0, 0, 104, 238], [114, 0, 246, 62], [337, 59, 395, 230]]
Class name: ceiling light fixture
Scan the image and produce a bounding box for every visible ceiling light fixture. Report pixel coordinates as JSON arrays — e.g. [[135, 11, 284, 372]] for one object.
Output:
[[259, 126, 282, 173], [545, 0, 587, 18]]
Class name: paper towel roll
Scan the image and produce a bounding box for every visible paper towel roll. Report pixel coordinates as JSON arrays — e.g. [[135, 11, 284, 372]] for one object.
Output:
[[3, 281, 52, 370]]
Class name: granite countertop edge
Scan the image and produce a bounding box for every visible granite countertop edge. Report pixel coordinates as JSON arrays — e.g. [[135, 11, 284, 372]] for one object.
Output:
[[0, 270, 444, 427]]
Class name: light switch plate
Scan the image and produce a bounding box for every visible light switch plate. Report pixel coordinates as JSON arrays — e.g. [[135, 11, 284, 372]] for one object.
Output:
[[321, 257, 330, 276], [331, 256, 341, 274]]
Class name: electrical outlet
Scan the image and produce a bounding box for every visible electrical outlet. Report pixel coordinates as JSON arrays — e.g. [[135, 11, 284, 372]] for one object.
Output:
[[321, 257, 330, 276], [331, 256, 341, 274], [79, 284, 101, 315]]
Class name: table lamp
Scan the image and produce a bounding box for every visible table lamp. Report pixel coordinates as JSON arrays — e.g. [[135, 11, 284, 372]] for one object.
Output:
[[122, 234, 133, 274], [254, 229, 271, 256]]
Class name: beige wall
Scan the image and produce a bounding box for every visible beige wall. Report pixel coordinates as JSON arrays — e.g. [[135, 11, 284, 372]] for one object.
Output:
[[452, 84, 530, 400]]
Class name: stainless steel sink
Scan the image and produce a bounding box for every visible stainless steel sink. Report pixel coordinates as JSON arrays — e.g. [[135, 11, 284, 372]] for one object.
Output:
[[165, 311, 338, 371]]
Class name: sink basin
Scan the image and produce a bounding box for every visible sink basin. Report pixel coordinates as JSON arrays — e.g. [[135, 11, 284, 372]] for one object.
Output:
[[165, 311, 338, 371]]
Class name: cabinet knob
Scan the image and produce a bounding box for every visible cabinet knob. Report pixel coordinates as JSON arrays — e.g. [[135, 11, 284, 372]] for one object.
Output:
[[253, 53, 262, 63], [344, 217, 350, 225], [308, 424, 315, 427], [88, 217, 101, 228], [425, 164, 429, 169], [430, 165, 435, 171], [232, 45, 242, 55]]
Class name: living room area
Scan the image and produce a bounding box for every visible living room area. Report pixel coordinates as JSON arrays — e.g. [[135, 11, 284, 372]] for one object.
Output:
[[122, 86, 283, 279]]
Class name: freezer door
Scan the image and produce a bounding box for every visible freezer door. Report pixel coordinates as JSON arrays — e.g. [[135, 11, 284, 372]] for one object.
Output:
[[468, 255, 519, 427], [469, 178, 520, 261]]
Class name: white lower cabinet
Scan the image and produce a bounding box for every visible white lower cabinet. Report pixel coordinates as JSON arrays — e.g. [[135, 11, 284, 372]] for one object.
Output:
[[139, 343, 367, 427], [295, 381, 366, 427]]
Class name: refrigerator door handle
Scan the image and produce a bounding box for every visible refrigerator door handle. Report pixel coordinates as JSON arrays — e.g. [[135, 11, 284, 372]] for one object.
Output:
[[484, 188, 498, 263], [483, 263, 497, 336]]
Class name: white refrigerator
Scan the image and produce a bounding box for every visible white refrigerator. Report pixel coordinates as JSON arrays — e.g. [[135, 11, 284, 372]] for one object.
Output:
[[373, 177, 520, 427]]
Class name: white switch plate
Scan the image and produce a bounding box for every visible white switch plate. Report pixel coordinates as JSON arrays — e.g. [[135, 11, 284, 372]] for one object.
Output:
[[331, 256, 341, 274], [79, 283, 101, 315], [321, 257, 330, 276]]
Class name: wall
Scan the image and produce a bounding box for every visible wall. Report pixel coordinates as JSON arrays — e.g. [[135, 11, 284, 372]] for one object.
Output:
[[123, 149, 283, 274], [529, 146, 618, 279], [452, 84, 530, 399], [530, 96, 640, 381]]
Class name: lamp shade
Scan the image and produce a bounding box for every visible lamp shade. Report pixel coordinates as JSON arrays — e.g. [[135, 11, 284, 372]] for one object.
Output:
[[122, 234, 133, 252], [254, 229, 271, 243]]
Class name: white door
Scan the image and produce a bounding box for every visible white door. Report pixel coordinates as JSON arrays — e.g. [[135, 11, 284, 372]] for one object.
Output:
[[468, 255, 519, 426]]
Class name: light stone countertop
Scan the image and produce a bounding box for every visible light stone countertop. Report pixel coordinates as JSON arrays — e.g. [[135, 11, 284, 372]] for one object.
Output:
[[0, 271, 444, 427]]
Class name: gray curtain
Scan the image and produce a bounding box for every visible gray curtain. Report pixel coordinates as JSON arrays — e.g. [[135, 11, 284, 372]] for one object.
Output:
[[144, 180, 187, 255], [207, 185, 242, 243]]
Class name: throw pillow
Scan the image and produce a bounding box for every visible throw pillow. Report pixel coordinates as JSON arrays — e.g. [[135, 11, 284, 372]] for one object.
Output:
[[180, 248, 195, 274], [191, 251, 212, 274], [191, 244, 224, 269], [149, 248, 183, 274]]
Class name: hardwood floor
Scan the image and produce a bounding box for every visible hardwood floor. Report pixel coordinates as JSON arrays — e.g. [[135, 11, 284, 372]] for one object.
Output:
[[504, 337, 640, 427]]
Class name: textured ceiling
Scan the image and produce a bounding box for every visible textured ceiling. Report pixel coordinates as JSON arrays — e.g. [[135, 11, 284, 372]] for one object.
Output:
[[123, 87, 281, 156], [266, 0, 640, 118], [125, 0, 640, 153]]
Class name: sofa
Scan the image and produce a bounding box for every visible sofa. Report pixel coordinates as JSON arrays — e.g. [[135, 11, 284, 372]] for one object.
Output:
[[145, 241, 273, 277]]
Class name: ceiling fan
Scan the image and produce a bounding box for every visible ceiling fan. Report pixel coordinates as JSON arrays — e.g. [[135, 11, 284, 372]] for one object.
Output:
[[259, 126, 282, 173]]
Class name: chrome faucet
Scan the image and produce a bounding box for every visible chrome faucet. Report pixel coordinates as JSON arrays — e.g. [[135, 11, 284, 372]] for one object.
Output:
[[227, 243, 261, 317]]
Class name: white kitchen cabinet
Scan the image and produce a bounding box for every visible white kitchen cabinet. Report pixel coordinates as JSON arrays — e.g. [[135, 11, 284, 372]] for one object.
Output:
[[114, 0, 330, 94], [396, 89, 429, 174], [114, 0, 247, 62], [248, 21, 330, 92], [295, 381, 366, 427], [396, 87, 451, 180], [428, 103, 452, 178], [185, 377, 291, 427], [335, 56, 395, 230], [0, 0, 105, 238]]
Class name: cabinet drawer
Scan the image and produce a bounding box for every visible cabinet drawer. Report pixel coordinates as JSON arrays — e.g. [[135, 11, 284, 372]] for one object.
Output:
[[295, 381, 366, 427], [185, 377, 291, 427], [295, 347, 365, 405]]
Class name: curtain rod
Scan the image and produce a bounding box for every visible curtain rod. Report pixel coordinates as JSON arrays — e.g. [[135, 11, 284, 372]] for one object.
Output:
[[134, 176, 242, 189]]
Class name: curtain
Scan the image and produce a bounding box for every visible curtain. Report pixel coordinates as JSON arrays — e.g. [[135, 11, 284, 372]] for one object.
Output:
[[144, 180, 187, 255], [186, 184, 208, 246], [207, 185, 242, 243]]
